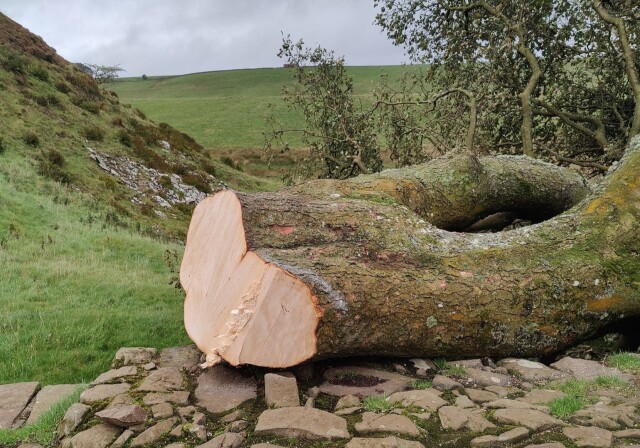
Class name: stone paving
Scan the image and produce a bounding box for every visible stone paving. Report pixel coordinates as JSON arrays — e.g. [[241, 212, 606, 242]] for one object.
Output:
[[0, 346, 638, 448]]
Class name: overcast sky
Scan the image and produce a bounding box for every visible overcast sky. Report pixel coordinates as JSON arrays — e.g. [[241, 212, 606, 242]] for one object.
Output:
[[0, 0, 408, 77]]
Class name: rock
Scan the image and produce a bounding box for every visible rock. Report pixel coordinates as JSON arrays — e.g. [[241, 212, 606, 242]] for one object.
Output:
[[95, 405, 148, 427], [500, 359, 567, 383], [572, 403, 637, 428], [152, 402, 173, 419], [393, 363, 408, 374], [335, 395, 361, 411], [319, 366, 411, 397], [388, 389, 448, 412], [137, 367, 184, 392], [130, 417, 178, 447], [523, 444, 566, 448], [219, 409, 247, 423], [410, 358, 436, 377], [346, 437, 425, 448], [80, 383, 131, 405], [251, 444, 286, 448], [169, 425, 184, 438], [484, 385, 516, 397], [189, 423, 207, 442], [142, 391, 190, 406], [462, 368, 514, 387], [614, 429, 640, 439], [551, 357, 623, 379], [264, 372, 299, 408], [58, 403, 90, 437], [143, 362, 156, 371], [91, 366, 138, 385], [335, 407, 362, 416], [228, 420, 249, 432], [451, 359, 484, 369], [110, 429, 133, 448], [25, 384, 80, 425], [484, 398, 551, 413], [195, 365, 257, 413], [466, 388, 499, 403], [66, 423, 121, 448], [197, 432, 246, 448], [164, 444, 185, 448], [471, 427, 529, 447], [355, 412, 420, 437], [158, 345, 201, 370], [493, 408, 563, 431], [438, 406, 495, 432], [0, 382, 40, 429], [455, 395, 475, 408], [588, 416, 621, 430], [432, 375, 463, 390], [17, 444, 44, 448], [114, 347, 157, 366], [563, 425, 613, 447], [193, 411, 206, 425], [410, 412, 431, 420], [254, 407, 350, 440], [517, 389, 566, 405], [107, 394, 134, 408]]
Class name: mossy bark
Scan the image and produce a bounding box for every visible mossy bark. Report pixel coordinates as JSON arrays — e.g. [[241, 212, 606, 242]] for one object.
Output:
[[186, 141, 640, 364]]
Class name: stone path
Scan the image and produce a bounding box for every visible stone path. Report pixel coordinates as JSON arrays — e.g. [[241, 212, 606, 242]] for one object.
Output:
[[0, 346, 638, 448]]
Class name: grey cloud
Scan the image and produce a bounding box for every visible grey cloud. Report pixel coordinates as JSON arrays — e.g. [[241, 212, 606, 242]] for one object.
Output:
[[1, 0, 407, 76]]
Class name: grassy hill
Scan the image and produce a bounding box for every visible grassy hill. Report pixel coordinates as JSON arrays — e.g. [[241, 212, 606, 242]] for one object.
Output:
[[107, 66, 416, 177], [0, 13, 273, 385]]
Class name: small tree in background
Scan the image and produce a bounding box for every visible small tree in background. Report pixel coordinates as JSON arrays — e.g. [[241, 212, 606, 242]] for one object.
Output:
[[265, 37, 382, 182], [84, 63, 124, 84]]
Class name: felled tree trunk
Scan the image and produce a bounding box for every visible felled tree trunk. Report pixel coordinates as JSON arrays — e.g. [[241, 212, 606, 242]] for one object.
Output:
[[181, 140, 640, 368]]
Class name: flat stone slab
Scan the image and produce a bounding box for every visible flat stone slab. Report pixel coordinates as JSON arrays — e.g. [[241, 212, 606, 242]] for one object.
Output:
[[462, 368, 514, 387], [0, 382, 40, 429], [564, 425, 613, 447], [432, 375, 463, 390], [91, 366, 137, 385], [493, 408, 563, 431], [26, 384, 80, 425], [58, 403, 90, 437], [95, 405, 148, 427], [114, 347, 157, 366], [346, 437, 425, 448], [195, 365, 257, 413], [484, 398, 550, 413], [319, 366, 411, 397], [388, 389, 448, 412], [137, 367, 184, 392], [355, 412, 420, 437], [130, 417, 178, 447], [158, 345, 201, 370], [198, 432, 246, 448], [614, 429, 640, 439], [466, 388, 499, 403], [517, 389, 566, 405], [142, 391, 190, 406], [500, 359, 567, 383], [66, 423, 121, 448], [265, 372, 299, 408], [551, 357, 623, 379], [80, 383, 131, 404], [438, 406, 495, 432], [524, 444, 566, 448], [254, 406, 350, 440], [471, 427, 530, 447]]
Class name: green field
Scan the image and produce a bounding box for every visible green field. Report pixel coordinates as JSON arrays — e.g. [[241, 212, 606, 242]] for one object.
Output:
[[108, 66, 412, 149]]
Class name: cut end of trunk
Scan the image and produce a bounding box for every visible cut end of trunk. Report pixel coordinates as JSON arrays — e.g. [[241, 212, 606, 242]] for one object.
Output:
[[181, 190, 321, 368]]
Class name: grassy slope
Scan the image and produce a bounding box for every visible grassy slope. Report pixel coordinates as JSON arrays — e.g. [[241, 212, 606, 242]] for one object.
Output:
[[0, 13, 271, 385], [108, 65, 414, 149]]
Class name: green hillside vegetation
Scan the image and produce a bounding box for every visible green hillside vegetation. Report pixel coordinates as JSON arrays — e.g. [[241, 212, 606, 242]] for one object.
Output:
[[0, 13, 271, 384], [108, 66, 417, 177]]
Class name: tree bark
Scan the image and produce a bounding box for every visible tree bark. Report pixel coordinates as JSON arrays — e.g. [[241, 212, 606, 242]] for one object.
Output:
[[181, 139, 640, 368]]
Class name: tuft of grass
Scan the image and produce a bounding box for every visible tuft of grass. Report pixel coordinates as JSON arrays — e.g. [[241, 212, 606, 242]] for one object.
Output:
[[548, 394, 586, 418], [434, 358, 466, 377], [82, 125, 106, 141], [606, 352, 640, 374], [362, 395, 394, 413], [0, 385, 84, 445], [594, 375, 628, 388], [23, 131, 40, 147], [410, 379, 433, 389]]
